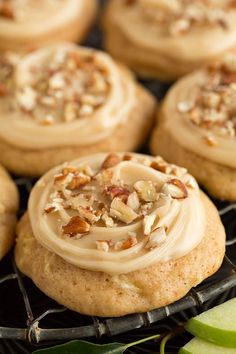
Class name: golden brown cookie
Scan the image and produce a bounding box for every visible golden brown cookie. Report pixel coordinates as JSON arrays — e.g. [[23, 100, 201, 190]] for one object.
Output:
[[0, 164, 19, 260], [15, 153, 225, 317], [0, 44, 156, 177], [102, 0, 236, 81], [150, 53, 236, 201], [0, 0, 97, 52]]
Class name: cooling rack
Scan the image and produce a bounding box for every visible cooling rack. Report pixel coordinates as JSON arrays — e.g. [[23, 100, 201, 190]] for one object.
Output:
[[0, 3, 236, 353]]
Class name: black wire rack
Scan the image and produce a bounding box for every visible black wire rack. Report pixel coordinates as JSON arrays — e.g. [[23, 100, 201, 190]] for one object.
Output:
[[0, 2, 236, 353]]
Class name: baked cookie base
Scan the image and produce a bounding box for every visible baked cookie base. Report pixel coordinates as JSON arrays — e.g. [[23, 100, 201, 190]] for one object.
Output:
[[0, 165, 19, 260], [0, 86, 155, 177], [15, 192, 225, 317], [150, 123, 236, 201]]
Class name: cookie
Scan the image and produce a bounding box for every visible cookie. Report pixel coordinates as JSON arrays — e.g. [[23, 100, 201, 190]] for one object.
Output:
[[0, 164, 19, 260], [103, 0, 236, 81], [0, 0, 97, 52], [15, 153, 225, 317], [150, 53, 236, 200], [0, 44, 155, 176]]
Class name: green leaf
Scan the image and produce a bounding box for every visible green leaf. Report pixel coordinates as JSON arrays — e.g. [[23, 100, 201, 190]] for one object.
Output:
[[32, 340, 125, 354], [31, 333, 161, 354]]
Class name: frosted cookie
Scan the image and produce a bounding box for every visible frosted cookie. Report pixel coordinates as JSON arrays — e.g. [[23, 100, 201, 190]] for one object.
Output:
[[0, 164, 19, 260], [15, 153, 225, 317], [0, 0, 97, 52], [103, 0, 236, 81], [151, 53, 236, 200], [0, 44, 155, 176]]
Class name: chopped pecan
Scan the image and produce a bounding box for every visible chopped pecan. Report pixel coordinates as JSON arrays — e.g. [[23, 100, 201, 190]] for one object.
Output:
[[0, 3, 15, 19], [105, 185, 130, 203], [163, 179, 188, 199], [67, 174, 91, 190], [127, 191, 140, 211], [62, 216, 90, 236], [121, 235, 138, 250], [110, 198, 138, 224], [134, 180, 157, 202], [0, 83, 7, 96], [145, 227, 167, 249], [96, 240, 110, 252], [101, 153, 121, 169]]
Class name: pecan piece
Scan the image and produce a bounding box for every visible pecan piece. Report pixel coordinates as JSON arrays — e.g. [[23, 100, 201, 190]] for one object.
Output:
[[163, 179, 188, 199], [62, 216, 90, 236], [105, 185, 130, 203], [134, 180, 157, 202], [101, 153, 121, 169], [110, 198, 138, 224], [67, 174, 91, 190]]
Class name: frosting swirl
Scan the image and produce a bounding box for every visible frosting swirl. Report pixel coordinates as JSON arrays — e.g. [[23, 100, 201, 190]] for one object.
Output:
[[0, 0, 84, 32], [163, 52, 236, 168], [0, 43, 137, 149], [28, 153, 206, 275]]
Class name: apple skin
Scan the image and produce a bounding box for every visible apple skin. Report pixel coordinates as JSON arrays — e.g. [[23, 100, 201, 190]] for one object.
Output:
[[179, 337, 236, 354], [185, 318, 236, 348]]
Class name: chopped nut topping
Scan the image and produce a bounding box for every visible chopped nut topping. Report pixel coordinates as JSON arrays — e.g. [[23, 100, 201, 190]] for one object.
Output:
[[127, 191, 140, 211], [134, 180, 157, 202], [110, 197, 138, 224], [44, 154, 194, 254], [143, 214, 159, 235], [101, 153, 121, 169], [67, 174, 91, 190], [14, 49, 110, 125], [96, 240, 110, 252], [121, 235, 138, 249], [162, 179, 188, 199], [105, 185, 130, 203], [62, 216, 90, 236], [145, 227, 167, 249], [137, 0, 232, 37], [177, 54, 236, 139], [203, 134, 218, 146], [0, 2, 15, 19]]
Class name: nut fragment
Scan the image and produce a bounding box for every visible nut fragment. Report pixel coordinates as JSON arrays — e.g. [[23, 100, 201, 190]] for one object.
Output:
[[62, 216, 90, 236], [134, 180, 157, 202], [101, 153, 121, 169], [145, 227, 167, 249], [121, 235, 138, 249], [170, 18, 190, 36], [96, 240, 110, 252], [203, 134, 218, 147], [143, 214, 159, 235], [110, 198, 138, 224], [67, 174, 91, 190], [127, 191, 140, 211], [162, 179, 188, 199], [105, 185, 130, 203]]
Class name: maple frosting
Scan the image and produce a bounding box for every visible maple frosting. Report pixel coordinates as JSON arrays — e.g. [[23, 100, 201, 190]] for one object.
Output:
[[28, 153, 206, 275], [108, 0, 236, 61], [0, 0, 84, 36], [163, 53, 236, 169], [0, 44, 136, 149]]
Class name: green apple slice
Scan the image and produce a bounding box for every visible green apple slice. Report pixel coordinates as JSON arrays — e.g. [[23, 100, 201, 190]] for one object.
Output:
[[179, 337, 236, 354], [185, 298, 236, 347]]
